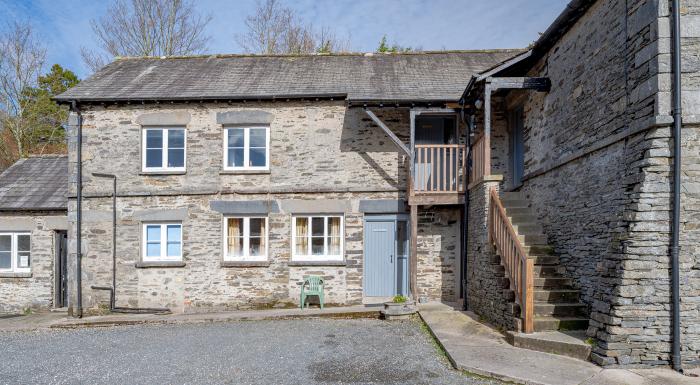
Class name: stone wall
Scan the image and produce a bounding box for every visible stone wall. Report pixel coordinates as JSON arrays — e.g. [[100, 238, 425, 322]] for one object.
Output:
[[416, 206, 461, 302], [0, 212, 67, 312], [501, 0, 700, 367]]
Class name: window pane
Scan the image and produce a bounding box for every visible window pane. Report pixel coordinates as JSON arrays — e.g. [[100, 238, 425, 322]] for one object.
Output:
[[168, 129, 185, 148], [249, 128, 266, 147], [228, 128, 244, 147], [166, 242, 181, 257], [0, 251, 10, 269], [168, 148, 184, 167], [295, 218, 308, 255], [146, 130, 163, 148], [167, 225, 181, 243], [249, 148, 266, 167], [249, 237, 262, 256], [17, 235, 30, 252], [0, 235, 10, 252], [230, 237, 244, 256], [329, 217, 341, 237], [249, 218, 263, 237], [227, 149, 244, 167], [147, 243, 161, 257], [329, 237, 341, 255], [146, 226, 161, 242], [17, 252, 30, 268], [311, 217, 324, 236], [146, 149, 163, 168], [227, 218, 242, 257], [311, 237, 324, 255]]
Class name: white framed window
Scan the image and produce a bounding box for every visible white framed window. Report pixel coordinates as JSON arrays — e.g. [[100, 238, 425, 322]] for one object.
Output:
[[292, 215, 343, 261], [142, 127, 186, 172], [142, 223, 182, 262], [0, 233, 31, 273], [223, 126, 269, 170], [223, 217, 268, 261]]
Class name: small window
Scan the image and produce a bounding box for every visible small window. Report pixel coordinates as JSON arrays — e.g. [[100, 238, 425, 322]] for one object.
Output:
[[223, 126, 269, 170], [142, 223, 182, 262], [292, 215, 343, 261], [142, 128, 186, 172], [0, 233, 31, 273], [224, 217, 268, 261]]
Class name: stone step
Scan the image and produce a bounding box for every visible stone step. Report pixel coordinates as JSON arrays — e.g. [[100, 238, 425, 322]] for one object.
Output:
[[502, 199, 530, 209], [534, 289, 580, 303], [503, 207, 535, 217], [524, 245, 556, 256], [508, 214, 539, 224], [501, 191, 527, 200], [518, 233, 548, 245], [534, 317, 589, 332], [512, 223, 544, 236], [506, 330, 592, 361], [533, 265, 562, 277], [534, 277, 572, 289], [534, 303, 587, 317], [530, 255, 560, 265]]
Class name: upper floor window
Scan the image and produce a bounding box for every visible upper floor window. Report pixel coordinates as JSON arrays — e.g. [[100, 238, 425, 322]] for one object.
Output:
[[142, 128, 186, 172], [292, 215, 343, 261], [224, 217, 268, 261], [223, 126, 269, 170], [142, 223, 182, 262], [0, 233, 31, 273]]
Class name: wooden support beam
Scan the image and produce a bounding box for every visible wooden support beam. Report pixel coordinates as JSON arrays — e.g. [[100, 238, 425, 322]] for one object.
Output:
[[410, 204, 418, 300], [365, 109, 411, 157], [487, 77, 551, 92]]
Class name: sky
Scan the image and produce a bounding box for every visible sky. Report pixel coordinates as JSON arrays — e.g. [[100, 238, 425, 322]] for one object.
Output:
[[0, 0, 569, 79]]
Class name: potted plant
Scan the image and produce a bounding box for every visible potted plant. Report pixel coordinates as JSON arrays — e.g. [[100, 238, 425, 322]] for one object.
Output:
[[381, 295, 416, 320]]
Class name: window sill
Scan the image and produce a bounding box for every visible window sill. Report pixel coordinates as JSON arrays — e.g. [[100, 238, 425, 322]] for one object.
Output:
[[139, 171, 187, 176], [135, 261, 186, 268], [220, 170, 271, 175], [0, 272, 32, 278], [220, 261, 271, 268], [288, 260, 346, 267]]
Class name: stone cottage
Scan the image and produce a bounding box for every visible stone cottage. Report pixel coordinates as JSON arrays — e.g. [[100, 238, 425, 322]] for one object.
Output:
[[0, 155, 68, 312], [0, 0, 686, 370]]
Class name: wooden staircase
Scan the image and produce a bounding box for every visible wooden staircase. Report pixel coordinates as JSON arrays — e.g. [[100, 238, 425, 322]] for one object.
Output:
[[499, 192, 588, 332]]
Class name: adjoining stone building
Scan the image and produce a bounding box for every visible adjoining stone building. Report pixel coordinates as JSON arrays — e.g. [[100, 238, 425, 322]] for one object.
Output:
[[0, 155, 68, 313]]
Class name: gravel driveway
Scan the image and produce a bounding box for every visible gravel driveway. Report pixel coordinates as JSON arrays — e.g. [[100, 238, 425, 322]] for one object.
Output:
[[0, 318, 503, 385]]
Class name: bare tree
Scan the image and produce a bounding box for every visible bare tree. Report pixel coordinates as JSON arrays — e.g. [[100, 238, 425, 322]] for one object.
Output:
[[237, 0, 350, 54], [0, 21, 46, 161], [82, 0, 212, 72]]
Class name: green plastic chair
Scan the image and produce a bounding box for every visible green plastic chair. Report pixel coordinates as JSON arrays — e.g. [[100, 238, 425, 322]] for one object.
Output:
[[300, 275, 324, 310]]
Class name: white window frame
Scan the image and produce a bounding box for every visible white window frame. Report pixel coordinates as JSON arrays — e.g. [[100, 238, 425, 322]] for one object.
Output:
[[291, 215, 344, 261], [0, 232, 31, 273], [222, 126, 270, 171], [141, 127, 187, 172], [141, 223, 183, 262], [223, 216, 269, 262]]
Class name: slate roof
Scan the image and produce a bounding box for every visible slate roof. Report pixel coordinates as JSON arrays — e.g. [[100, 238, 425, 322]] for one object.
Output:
[[0, 156, 68, 211], [55, 50, 523, 103]]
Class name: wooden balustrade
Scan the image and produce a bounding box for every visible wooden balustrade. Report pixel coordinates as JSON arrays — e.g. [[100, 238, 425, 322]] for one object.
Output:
[[412, 144, 467, 194], [470, 132, 490, 184], [488, 188, 534, 333]]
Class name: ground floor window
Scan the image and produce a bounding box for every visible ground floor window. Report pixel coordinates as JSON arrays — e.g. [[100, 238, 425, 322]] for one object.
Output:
[[224, 217, 268, 261], [292, 215, 343, 261], [0, 232, 31, 273], [142, 223, 182, 262]]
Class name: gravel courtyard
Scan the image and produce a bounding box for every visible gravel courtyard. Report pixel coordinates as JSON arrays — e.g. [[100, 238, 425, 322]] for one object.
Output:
[[0, 318, 503, 385]]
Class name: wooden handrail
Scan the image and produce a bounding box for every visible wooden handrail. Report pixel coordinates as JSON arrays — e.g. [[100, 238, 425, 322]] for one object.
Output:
[[470, 133, 490, 184], [412, 144, 467, 194], [488, 188, 534, 333]]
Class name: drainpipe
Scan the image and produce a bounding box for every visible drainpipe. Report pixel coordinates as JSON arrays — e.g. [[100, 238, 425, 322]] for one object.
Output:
[[460, 107, 474, 311], [670, 0, 683, 372], [71, 100, 83, 319]]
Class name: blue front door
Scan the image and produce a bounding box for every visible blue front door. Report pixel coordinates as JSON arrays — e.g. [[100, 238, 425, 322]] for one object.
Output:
[[364, 220, 396, 297]]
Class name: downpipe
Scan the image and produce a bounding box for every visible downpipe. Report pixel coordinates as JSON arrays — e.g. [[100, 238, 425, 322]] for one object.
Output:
[[71, 101, 83, 319], [460, 107, 474, 311]]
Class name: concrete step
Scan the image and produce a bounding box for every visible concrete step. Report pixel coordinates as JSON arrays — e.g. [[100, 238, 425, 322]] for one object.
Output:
[[534, 277, 572, 289], [534, 289, 580, 303], [508, 214, 539, 224], [503, 207, 534, 216], [502, 199, 530, 209], [501, 191, 527, 200], [534, 317, 589, 332], [534, 303, 587, 317], [530, 255, 560, 265], [506, 330, 592, 361], [533, 265, 562, 277], [518, 233, 548, 245], [512, 223, 544, 236], [524, 245, 556, 256]]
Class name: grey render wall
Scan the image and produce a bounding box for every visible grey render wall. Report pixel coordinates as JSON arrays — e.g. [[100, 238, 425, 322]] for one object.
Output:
[[506, 0, 700, 367], [65, 101, 461, 313], [0, 213, 67, 312]]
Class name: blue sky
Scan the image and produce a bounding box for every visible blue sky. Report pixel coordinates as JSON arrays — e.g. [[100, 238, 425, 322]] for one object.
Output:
[[1, 0, 568, 79]]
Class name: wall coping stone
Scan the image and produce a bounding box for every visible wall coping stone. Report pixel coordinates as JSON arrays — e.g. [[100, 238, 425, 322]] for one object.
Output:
[[136, 111, 191, 126], [135, 261, 186, 268], [216, 110, 274, 125], [468, 175, 504, 191]]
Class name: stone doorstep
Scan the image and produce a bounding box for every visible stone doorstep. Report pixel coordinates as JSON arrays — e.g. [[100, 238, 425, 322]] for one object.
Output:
[[506, 330, 592, 361], [48, 306, 381, 329]]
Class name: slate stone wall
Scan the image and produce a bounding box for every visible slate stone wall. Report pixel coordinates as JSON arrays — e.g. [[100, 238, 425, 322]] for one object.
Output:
[[65, 101, 460, 313], [502, 0, 700, 367], [0, 213, 67, 312]]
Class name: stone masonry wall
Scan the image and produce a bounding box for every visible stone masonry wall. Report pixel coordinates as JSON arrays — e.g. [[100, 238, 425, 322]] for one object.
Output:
[[0, 213, 67, 312], [417, 206, 461, 302]]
